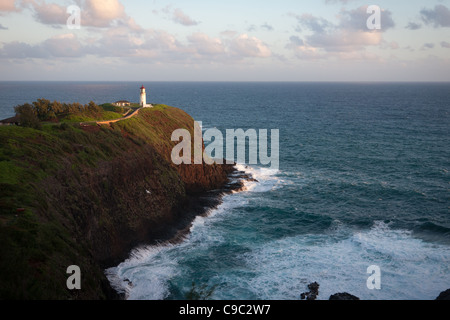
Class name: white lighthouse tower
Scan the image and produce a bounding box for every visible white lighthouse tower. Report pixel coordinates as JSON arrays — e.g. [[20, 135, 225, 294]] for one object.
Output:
[[140, 85, 147, 107]]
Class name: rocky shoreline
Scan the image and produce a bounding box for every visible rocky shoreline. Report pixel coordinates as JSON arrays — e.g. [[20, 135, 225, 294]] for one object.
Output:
[[300, 282, 450, 300], [107, 166, 253, 300]]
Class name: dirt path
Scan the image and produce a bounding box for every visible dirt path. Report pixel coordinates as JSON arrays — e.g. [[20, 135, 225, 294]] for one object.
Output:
[[95, 107, 142, 126]]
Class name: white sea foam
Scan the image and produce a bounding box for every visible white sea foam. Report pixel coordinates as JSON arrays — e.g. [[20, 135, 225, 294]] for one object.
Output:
[[235, 163, 282, 193], [109, 212, 450, 300], [105, 244, 178, 300], [234, 221, 450, 300], [107, 164, 450, 300]]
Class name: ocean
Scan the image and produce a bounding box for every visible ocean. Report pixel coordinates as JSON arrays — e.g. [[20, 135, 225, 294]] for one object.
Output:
[[1, 81, 449, 300]]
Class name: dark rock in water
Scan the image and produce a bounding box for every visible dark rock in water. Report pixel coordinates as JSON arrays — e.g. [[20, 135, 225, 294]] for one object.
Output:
[[300, 282, 320, 300], [308, 282, 319, 294], [329, 292, 360, 300], [436, 289, 450, 300], [124, 278, 133, 287]]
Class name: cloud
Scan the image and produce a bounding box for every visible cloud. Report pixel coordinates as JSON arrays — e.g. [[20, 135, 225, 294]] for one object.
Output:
[[286, 5, 397, 62], [247, 24, 257, 32], [421, 5, 450, 28], [0, 27, 177, 61], [230, 34, 271, 58], [338, 5, 395, 31], [294, 13, 332, 33], [0, 27, 272, 64], [441, 41, 450, 48], [0, 1, 269, 64], [29, 1, 67, 25], [285, 35, 384, 61], [406, 22, 422, 30], [220, 30, 238, 38], [24, 0, 130, 28], [146, 32, 271, 62], [187, 33, 225, 55], [324, 0, 356, 4], [43, 33, 83, 57], [245, 22, 274, 32], [286, 38, 323, 60], [0, 33, 83, 58], [261, 23, 274, 31], [289, 6, 391, 54], [422, 43, 435, 49], [1, 41, 46, 58], [307, 29, 382, 52], [172, 8, 199, 26], [286, 36, 304, 47], [386, 41, 399, 50], [91, 27, 181, 60], [84, 0, 126, 26], [158, 6, 199, 27], [293, 5, 394, 35], [0, 0, 20, 12]]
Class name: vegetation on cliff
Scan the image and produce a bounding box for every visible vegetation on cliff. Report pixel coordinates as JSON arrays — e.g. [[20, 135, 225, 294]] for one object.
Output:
[[0, 103, 235, 299], [14, 99, 129, 125]]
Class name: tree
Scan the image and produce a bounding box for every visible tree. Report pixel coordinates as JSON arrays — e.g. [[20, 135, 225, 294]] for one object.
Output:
[[86, 101, 101, 114], [51, 100, 64, 115], [14, 103, 41, 129], [73, 102, 83, 113], [33, 98, 51, 120]]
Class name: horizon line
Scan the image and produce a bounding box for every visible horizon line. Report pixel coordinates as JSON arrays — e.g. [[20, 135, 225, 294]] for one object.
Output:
[[1, 80, 450, 83]]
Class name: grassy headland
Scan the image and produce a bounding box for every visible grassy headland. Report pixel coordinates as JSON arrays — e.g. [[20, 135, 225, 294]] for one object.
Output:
[[0, 102, 235, 299]]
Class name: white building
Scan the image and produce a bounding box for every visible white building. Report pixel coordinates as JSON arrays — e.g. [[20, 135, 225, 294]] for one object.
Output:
[[113, 100, 131, 107], [140, 85, 152, 108]]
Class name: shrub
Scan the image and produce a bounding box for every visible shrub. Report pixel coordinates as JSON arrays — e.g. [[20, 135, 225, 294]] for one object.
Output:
[[14, 104, 42, 130]]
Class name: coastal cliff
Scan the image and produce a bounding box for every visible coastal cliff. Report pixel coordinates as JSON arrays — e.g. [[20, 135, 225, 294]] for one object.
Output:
[[0, 104, 237, 299]]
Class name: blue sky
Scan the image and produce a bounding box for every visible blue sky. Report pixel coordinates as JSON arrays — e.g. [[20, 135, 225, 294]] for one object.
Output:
[[0, 0, 449, 81]]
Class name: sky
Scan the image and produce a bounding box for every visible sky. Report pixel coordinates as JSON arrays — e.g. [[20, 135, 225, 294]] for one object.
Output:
[[0, 0, 449, 81]]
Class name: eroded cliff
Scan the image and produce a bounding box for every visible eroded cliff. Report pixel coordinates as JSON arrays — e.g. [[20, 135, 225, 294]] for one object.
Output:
[[0, 105, 236, 299]]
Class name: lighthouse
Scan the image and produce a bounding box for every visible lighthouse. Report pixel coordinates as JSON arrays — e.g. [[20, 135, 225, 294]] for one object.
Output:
[[140, 85, 147, 107]]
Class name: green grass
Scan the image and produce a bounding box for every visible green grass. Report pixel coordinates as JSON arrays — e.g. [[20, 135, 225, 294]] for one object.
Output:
[[100, 103, 127, 113], [0, 103, 200, 299], [62, 115, 96, 122], [0, 161, 25, 185], [0, 104, 151, 217], [62, 110, 123, 123], [100, 111, 124, 120], [113, 105, 195, 156]]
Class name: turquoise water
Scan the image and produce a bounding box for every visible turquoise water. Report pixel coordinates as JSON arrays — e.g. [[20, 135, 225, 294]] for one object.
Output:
[[1, 82, 449, 299]]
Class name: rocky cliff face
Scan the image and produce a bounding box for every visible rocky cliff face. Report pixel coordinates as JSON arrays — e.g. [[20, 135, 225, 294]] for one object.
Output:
[[0, 105, 237, 299]]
